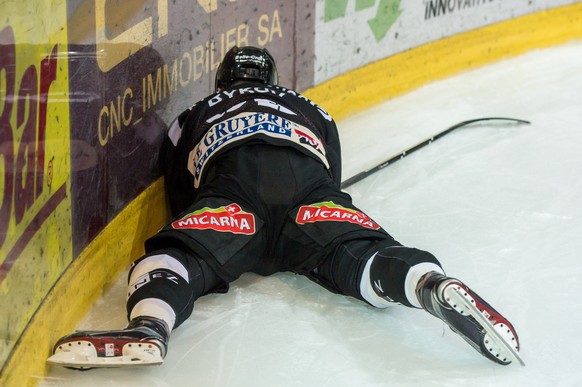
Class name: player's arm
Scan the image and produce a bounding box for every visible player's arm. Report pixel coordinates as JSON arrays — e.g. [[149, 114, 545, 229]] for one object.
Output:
[[160, 107, 197, 217]]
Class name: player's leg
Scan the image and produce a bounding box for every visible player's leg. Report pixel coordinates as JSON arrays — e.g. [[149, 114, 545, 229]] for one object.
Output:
[[49, 195, 264, 369], [309, 238, 443, 308], [311, 238, 522, 365], [284, 190, 442, 308], [125, 246, 228, 341], [285, 188, 522, 366], [48, 246, 226, 369]]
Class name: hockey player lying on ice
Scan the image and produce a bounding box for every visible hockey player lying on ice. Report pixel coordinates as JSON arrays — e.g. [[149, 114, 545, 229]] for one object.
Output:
[[48, 46, 523, 369]]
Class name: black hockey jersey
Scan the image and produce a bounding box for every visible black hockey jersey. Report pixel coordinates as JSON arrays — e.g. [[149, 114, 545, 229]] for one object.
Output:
[[161, 82, 342, 216]]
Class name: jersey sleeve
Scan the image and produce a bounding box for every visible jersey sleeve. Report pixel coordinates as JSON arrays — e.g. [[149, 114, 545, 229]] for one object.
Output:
[[160, 108, 197, 217], [293, 96, 343, 187], [322, 117, 342, 186]]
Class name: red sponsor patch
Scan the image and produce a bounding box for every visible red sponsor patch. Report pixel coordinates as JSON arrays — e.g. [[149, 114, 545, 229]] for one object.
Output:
[[295, 128, 321, 148], [172, 203, 256, 235], [295, 201, 381, 230]]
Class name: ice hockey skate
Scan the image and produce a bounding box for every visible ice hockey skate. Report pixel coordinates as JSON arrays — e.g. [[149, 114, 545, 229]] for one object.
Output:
[[47, 316, 169, 369], [416, 271, 524, 366]]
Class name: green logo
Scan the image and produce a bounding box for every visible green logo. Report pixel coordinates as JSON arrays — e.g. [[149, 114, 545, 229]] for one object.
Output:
[[324, 0, 403, 42]]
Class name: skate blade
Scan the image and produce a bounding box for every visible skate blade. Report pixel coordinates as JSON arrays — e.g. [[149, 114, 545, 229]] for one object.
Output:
[[47, 343, 163, 369], [447, 286, 525, 366]]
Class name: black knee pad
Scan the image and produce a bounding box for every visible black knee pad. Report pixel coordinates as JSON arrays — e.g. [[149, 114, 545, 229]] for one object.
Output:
[[309, 238, 385, 300]]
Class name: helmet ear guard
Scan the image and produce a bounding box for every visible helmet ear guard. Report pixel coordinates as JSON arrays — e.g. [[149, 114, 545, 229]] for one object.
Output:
[[215, 46, 278, 91]]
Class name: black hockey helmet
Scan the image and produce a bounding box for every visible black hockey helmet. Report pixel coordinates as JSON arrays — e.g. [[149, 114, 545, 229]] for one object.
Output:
[[215, 46, 278, 91]]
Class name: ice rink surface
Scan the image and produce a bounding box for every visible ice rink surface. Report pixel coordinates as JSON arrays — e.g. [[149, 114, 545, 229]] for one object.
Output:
[[40, 42, 582, 386]]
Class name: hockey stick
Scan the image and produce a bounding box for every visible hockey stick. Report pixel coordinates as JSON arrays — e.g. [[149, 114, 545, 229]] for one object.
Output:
[[340, 117, 530, 189]]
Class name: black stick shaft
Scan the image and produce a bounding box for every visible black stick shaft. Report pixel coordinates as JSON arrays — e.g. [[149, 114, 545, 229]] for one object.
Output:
[[340, 117, 530, 189]]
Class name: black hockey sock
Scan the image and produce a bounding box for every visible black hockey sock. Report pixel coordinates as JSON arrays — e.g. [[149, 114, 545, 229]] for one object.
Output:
[[127, 248, 225, 328]]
